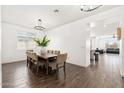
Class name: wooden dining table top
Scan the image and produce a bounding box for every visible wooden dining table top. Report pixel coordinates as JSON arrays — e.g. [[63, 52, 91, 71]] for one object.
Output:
[[36, 52, 58, 59]]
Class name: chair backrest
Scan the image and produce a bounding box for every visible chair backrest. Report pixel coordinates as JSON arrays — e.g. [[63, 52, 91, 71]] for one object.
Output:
[[30, 53, 38, 62], [47, 50, 53, 54], [26, 50, 33, 52], [57, 53, 67, 65], [26, 51, 31, 58], [26, 50, 33, 57], [47, 50, 60, 55], [53, 50, 60, 55]]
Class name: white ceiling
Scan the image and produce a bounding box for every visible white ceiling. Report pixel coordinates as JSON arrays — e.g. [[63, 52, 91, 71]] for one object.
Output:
[[1, 5, 120, 31]]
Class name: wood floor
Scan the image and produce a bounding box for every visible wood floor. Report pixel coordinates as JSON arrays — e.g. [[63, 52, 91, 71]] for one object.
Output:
[[2, 54, 124, 88]]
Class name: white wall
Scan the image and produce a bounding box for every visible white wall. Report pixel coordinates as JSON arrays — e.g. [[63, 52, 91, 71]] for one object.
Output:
[[91, 37, 105, 50], [91, 36, 108, 50], [0, 5, 2, 88], [85, 38, 91, 67], [90, 37, 97, 50], [1, 22, 44, 64], [47, 19, 90, 67], [92, 23, 118, 37], [95, 37, 106, 49]]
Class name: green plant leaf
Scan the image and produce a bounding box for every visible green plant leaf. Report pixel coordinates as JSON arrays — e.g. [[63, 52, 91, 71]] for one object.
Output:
[[33, 36, 50, 47]]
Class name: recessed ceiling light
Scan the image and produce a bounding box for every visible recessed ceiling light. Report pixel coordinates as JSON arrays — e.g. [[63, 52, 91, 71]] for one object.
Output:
[[54, 9, 59, 13]]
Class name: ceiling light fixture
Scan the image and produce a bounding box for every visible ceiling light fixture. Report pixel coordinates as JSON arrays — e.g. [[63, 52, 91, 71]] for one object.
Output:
[[80, 5, 102, 12], [34, 19, 45, 30]]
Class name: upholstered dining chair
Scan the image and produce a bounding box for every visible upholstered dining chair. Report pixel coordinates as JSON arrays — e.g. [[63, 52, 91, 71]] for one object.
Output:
[[48, 50, 60, 62], [47, 50, 53, 54], [53, 50, 60, 55], [27, 50, 33, 52], [49, 53, 67, 79], [30, 52, 45, 73], [26, 51, 33, 67]]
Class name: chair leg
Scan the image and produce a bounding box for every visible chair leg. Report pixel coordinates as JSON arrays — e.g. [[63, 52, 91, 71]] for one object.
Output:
[[64, 63, 66, 79], [56, 65, 59, 79], [36, 65, 39, 73], [28, 59, 32, 68], [56, 68, 59, 79], [27, 59, 28, 67], [29, 62, 32, 68]]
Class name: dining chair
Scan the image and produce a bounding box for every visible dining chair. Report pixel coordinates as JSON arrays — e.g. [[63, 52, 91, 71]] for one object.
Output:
[[30, 52, 45, 73], [27, 50, 34, 52], [26, 51, 33, 67], [47, 50, 53, 53], [48, 50, 60, 61], [49, 53, 67, 79], [53, 50, 60, 55]]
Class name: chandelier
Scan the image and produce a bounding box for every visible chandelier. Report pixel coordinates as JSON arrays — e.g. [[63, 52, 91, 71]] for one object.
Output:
[[34, 19, 45, 30], [80, 5, 102, 12]]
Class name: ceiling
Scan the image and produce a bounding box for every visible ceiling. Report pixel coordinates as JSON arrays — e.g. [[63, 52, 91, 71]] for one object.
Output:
[[1, 5, 120, 31]]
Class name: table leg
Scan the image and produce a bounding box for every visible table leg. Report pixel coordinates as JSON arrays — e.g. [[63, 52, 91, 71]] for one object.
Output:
[[46, 59, 49, 75]]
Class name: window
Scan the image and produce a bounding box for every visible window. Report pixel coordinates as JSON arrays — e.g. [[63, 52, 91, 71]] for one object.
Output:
[[17, 32, 36, 50]]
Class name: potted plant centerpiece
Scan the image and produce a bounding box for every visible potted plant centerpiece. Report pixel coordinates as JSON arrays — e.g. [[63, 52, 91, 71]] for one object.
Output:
[[34, 35, 50, 54]]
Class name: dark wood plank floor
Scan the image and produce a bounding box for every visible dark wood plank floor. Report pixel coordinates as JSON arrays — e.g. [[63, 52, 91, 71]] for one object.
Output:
[[2, 54, 124, 88]]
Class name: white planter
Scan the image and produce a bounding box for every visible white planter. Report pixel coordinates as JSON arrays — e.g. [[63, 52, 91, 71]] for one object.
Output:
[[41, 47, 47, 54], [36, 46, 47, 54]]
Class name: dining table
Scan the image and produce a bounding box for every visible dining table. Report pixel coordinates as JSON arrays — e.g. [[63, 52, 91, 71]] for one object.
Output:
[[36, 52, 58, 75]]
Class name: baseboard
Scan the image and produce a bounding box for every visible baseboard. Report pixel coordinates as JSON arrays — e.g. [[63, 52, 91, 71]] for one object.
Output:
[[66, 62, 86, 68], [2, 59, 26, 65]]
